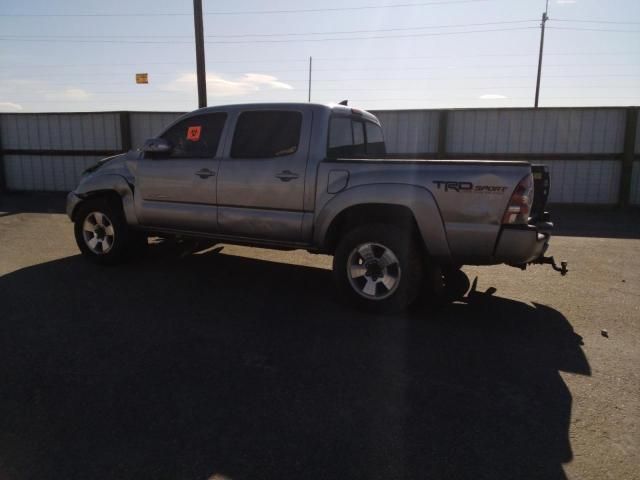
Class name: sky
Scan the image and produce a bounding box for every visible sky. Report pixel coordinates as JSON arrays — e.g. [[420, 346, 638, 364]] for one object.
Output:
[[0, 0, 639, 112]]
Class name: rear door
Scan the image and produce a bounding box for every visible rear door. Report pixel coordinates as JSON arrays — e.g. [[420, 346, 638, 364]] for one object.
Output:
[[135, 112, 227, 232], [216, 109, 311, 241]]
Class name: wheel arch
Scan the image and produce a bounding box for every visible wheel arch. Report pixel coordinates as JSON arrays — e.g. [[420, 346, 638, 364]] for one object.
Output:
[[315, 184, 451, 259], [323, 203, 418, 253], [71, 174, 137, 225]]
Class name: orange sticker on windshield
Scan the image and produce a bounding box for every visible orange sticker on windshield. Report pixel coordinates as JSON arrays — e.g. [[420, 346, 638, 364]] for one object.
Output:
[[187, 126, 201, 141]]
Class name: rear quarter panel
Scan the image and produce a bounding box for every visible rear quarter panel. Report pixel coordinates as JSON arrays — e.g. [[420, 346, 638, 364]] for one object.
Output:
[[315, 159, 531, 262]]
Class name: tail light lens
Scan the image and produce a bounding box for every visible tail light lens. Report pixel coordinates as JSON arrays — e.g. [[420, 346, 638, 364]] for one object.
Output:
[[502, 174, 534, 225]]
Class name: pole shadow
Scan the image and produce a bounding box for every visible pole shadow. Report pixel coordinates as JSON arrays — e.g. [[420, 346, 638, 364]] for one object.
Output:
[[0, 245, 590, 480]]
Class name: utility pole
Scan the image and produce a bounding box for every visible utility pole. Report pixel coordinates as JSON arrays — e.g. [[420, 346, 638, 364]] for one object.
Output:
[[308, 56, 313, 102], [534, 0, 549, 108], [193, 0, 207, 108]]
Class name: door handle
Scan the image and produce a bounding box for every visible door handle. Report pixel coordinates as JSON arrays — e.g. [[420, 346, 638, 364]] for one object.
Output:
[[195, 168, 215, 179], [275, 170, 299, 182]]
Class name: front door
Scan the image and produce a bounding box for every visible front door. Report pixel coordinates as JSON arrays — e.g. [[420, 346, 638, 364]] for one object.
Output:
[[216, 109, 311, 241], [135, 112, 227, 232]]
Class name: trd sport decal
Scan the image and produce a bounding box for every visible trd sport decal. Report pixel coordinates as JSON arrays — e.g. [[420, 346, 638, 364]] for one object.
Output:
[[433, 181, 508, 193]]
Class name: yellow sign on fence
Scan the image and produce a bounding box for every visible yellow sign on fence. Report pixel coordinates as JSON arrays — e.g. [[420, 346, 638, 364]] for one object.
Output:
[[135, 73, 148, 84]]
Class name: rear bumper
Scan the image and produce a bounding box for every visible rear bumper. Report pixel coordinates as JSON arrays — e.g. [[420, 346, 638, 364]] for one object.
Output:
[[494, 221, 552, 265]]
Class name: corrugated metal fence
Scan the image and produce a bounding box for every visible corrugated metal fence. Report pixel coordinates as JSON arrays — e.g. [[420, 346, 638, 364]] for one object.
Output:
[[373, 107, 639, 206], [0, 107, 638, 205]]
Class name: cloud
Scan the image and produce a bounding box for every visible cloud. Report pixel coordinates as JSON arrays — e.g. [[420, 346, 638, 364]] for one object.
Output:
[[164, 72, 293, 97], [0, 101, 23, 111], [479, 94, 508, 100], [43, 88, 91, 101], [557, 0, 577, 4]]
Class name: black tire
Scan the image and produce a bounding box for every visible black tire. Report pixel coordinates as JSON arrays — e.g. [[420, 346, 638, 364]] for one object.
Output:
[[332, 223, 424, 313], [73, 197, 135, 265]]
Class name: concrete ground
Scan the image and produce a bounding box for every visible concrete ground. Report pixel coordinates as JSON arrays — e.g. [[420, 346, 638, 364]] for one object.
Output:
[[0, 193, 638, 480]]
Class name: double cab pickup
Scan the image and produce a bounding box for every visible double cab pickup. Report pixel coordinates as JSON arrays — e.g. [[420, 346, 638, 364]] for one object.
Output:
[[67, 103, 565, 311]]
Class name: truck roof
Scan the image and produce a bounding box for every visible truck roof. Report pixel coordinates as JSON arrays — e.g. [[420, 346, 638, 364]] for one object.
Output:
[[183, 102, 380, 124]]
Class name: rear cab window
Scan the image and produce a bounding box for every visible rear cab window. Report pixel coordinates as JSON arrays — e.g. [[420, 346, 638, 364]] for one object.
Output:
[[365, 122, 386, 155], [231, 110, 302, 158], [327, 116, 386, 158], [159, 112, 227, 158]]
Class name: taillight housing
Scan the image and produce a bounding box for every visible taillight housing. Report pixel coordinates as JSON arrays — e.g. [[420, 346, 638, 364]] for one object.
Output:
[[502, 174, 534, 225]]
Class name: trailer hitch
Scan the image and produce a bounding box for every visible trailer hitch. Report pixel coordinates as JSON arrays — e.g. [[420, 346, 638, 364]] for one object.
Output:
[[534, 255, 568, 276], [512, 256, 568, 275]]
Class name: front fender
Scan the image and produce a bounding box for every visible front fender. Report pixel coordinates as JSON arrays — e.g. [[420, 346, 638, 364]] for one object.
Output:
[[315, 183, 451, 259], [69, 173, 138, 225]]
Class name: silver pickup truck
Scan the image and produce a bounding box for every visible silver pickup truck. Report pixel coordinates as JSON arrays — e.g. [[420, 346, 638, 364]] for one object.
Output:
[[67, 103, 566, 312]]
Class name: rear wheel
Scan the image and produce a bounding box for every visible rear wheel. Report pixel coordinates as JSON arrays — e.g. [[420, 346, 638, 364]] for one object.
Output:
[[333, 224, 424, 313], [74, 197, 138, 265]]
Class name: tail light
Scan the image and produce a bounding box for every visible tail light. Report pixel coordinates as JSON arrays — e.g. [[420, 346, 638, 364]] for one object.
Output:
[[502, 174, 534, 225]]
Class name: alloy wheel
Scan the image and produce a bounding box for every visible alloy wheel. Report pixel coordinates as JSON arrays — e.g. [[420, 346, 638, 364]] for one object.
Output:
[[347, 242, 402, 300], [82, 211, 115, 254]]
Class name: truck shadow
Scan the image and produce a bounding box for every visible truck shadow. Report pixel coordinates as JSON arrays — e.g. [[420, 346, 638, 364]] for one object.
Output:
[[0, 246, 590, 480]]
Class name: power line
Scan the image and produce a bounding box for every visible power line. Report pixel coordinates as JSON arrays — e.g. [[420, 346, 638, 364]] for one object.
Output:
[[534, 51, 640, 56], [554, 19, 640, 26], [4, 74, 638, 85], [7, 62, 196, 69], [0, 26, 539, 45], [313, 51, 640, 60], [20, 85, 637, 94], [18, 95, 640, 102], [0, 0, 490, 17], [311, 63, 639, 70], [7, 76, 639, 86], [312, 85, 640, 91], [0, 20, 538, 40], [302, 74, 640, 81], [334, 96, 640, 101], [2, 62, 636, 78], [17, 99, 638, 109], [549, 27, 640, 33], [0, 72, 187, 78], [7, 51, 639, 69], [208, 0, 490, 15]]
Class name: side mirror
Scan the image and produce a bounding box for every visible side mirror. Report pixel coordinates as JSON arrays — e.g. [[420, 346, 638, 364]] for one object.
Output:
[[142, 137, 173, 155]]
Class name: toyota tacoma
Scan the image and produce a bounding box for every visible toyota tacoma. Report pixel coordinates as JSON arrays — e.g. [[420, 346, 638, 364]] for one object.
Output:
[[67, 103, 566, 312]]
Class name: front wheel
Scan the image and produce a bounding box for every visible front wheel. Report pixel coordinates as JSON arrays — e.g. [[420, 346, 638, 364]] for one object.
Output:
[[74, 197, 139, 265], [332, 224, 424, 313]]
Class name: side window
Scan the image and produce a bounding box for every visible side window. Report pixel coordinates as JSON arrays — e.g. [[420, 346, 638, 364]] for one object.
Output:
[[365, 122, 386, 155], [327, 117, 353, 157], [327, 117, 369, 158], [160, 112, 227, 159], [352, 121, 366, 155], [231, 111, 302, 158]]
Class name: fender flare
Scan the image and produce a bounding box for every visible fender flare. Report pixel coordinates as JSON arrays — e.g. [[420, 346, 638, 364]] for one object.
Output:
[[315, 183, 451, 259], [73, 174, 138, 225]]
